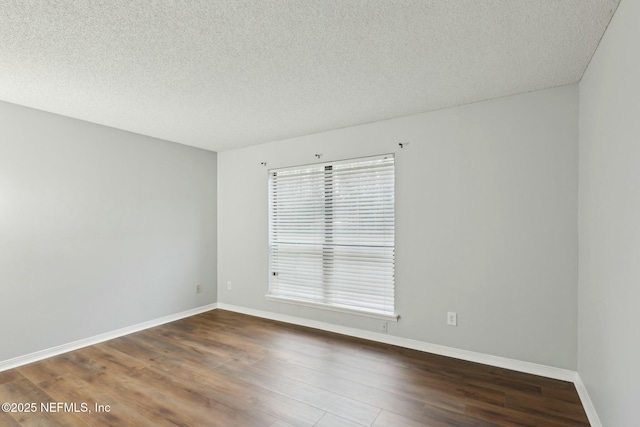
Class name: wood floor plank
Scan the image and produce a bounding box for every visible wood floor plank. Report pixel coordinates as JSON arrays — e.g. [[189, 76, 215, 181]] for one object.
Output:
[[0, 410, 21, 427], [17, 360, 66, 385], [105, 340, 325, 426], [18, 357, 153, 427], [421, 402, 503, 427], [0, 310, 590, 427], [0, 377, 88, 427], [267, 345, 432, 402], [133, 330, 234, 368], [464, 400, 579, 427], [269, 420, 297, 427], [371, 409, 432, 427], [54, 351, 205, 426], [504, 393, 590, 425], [37, 375, 152, 427], [315, 412, 367, 427], [251, 356, 427, 420], [82, 342, 277, 427], [542, 382, 585, 405], [215, 359, 382, 426], [136, 366, 278, 427], [102, 334, 187, 369], [0, 369, 24, 386], [151, 323, 265, 364]]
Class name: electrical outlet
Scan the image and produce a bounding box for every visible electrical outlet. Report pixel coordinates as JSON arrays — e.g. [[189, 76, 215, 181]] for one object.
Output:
[[227, 281, 232, 290], [196, 284, 202, 294], [381, 321, 388, 333], [447, 312, 457, 326]]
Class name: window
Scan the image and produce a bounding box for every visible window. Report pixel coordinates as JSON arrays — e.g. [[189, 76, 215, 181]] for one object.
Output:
[[267, 154, 396, 320]]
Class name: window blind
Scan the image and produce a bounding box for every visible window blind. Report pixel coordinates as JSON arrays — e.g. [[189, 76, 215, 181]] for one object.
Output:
[[268, 154, 395, 318]]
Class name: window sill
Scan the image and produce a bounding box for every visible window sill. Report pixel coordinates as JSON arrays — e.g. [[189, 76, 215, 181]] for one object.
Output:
[[265, 295, 399, 322]]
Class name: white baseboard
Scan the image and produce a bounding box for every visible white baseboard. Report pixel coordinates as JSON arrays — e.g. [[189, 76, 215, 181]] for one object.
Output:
[[0, 303, 217, 373], [216, 303, 602, 426], [216, 303, 576, 382], [0, 301, 601, 427], [574, 374, 602, 427]]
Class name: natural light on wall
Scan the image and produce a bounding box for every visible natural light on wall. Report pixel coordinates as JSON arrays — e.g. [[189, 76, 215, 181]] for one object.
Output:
[[266, 154, 396, 321], [0, 179, 11, 224]]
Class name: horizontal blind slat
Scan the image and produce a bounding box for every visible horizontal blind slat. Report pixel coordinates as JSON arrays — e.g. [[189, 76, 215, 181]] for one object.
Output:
[[269, 154, 395, 316]]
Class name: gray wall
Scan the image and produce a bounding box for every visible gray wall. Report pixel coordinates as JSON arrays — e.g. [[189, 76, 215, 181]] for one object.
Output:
[[218, 85, 579, 369], [0, 101, 217, 362], [579, 0, 640, 425]]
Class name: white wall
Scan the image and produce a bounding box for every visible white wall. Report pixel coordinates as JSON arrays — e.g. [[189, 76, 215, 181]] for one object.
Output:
[[0, 101, 217, 362], [579, 0, 640, 425], [218, 85, 579, 369]]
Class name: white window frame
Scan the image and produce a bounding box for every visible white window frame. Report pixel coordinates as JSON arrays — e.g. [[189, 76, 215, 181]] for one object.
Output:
[[266, 154, 397, 321]]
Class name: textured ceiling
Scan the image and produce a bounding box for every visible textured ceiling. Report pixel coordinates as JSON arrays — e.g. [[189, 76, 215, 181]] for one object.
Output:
[[0, 1, 620, 152]]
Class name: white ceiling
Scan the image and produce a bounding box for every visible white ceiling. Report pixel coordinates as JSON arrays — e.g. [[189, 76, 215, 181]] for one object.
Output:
[[0, 1, 620, 152]]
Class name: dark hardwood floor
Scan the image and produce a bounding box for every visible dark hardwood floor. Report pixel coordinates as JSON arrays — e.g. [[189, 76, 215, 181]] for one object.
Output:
[[0, 310, 589, 426]]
